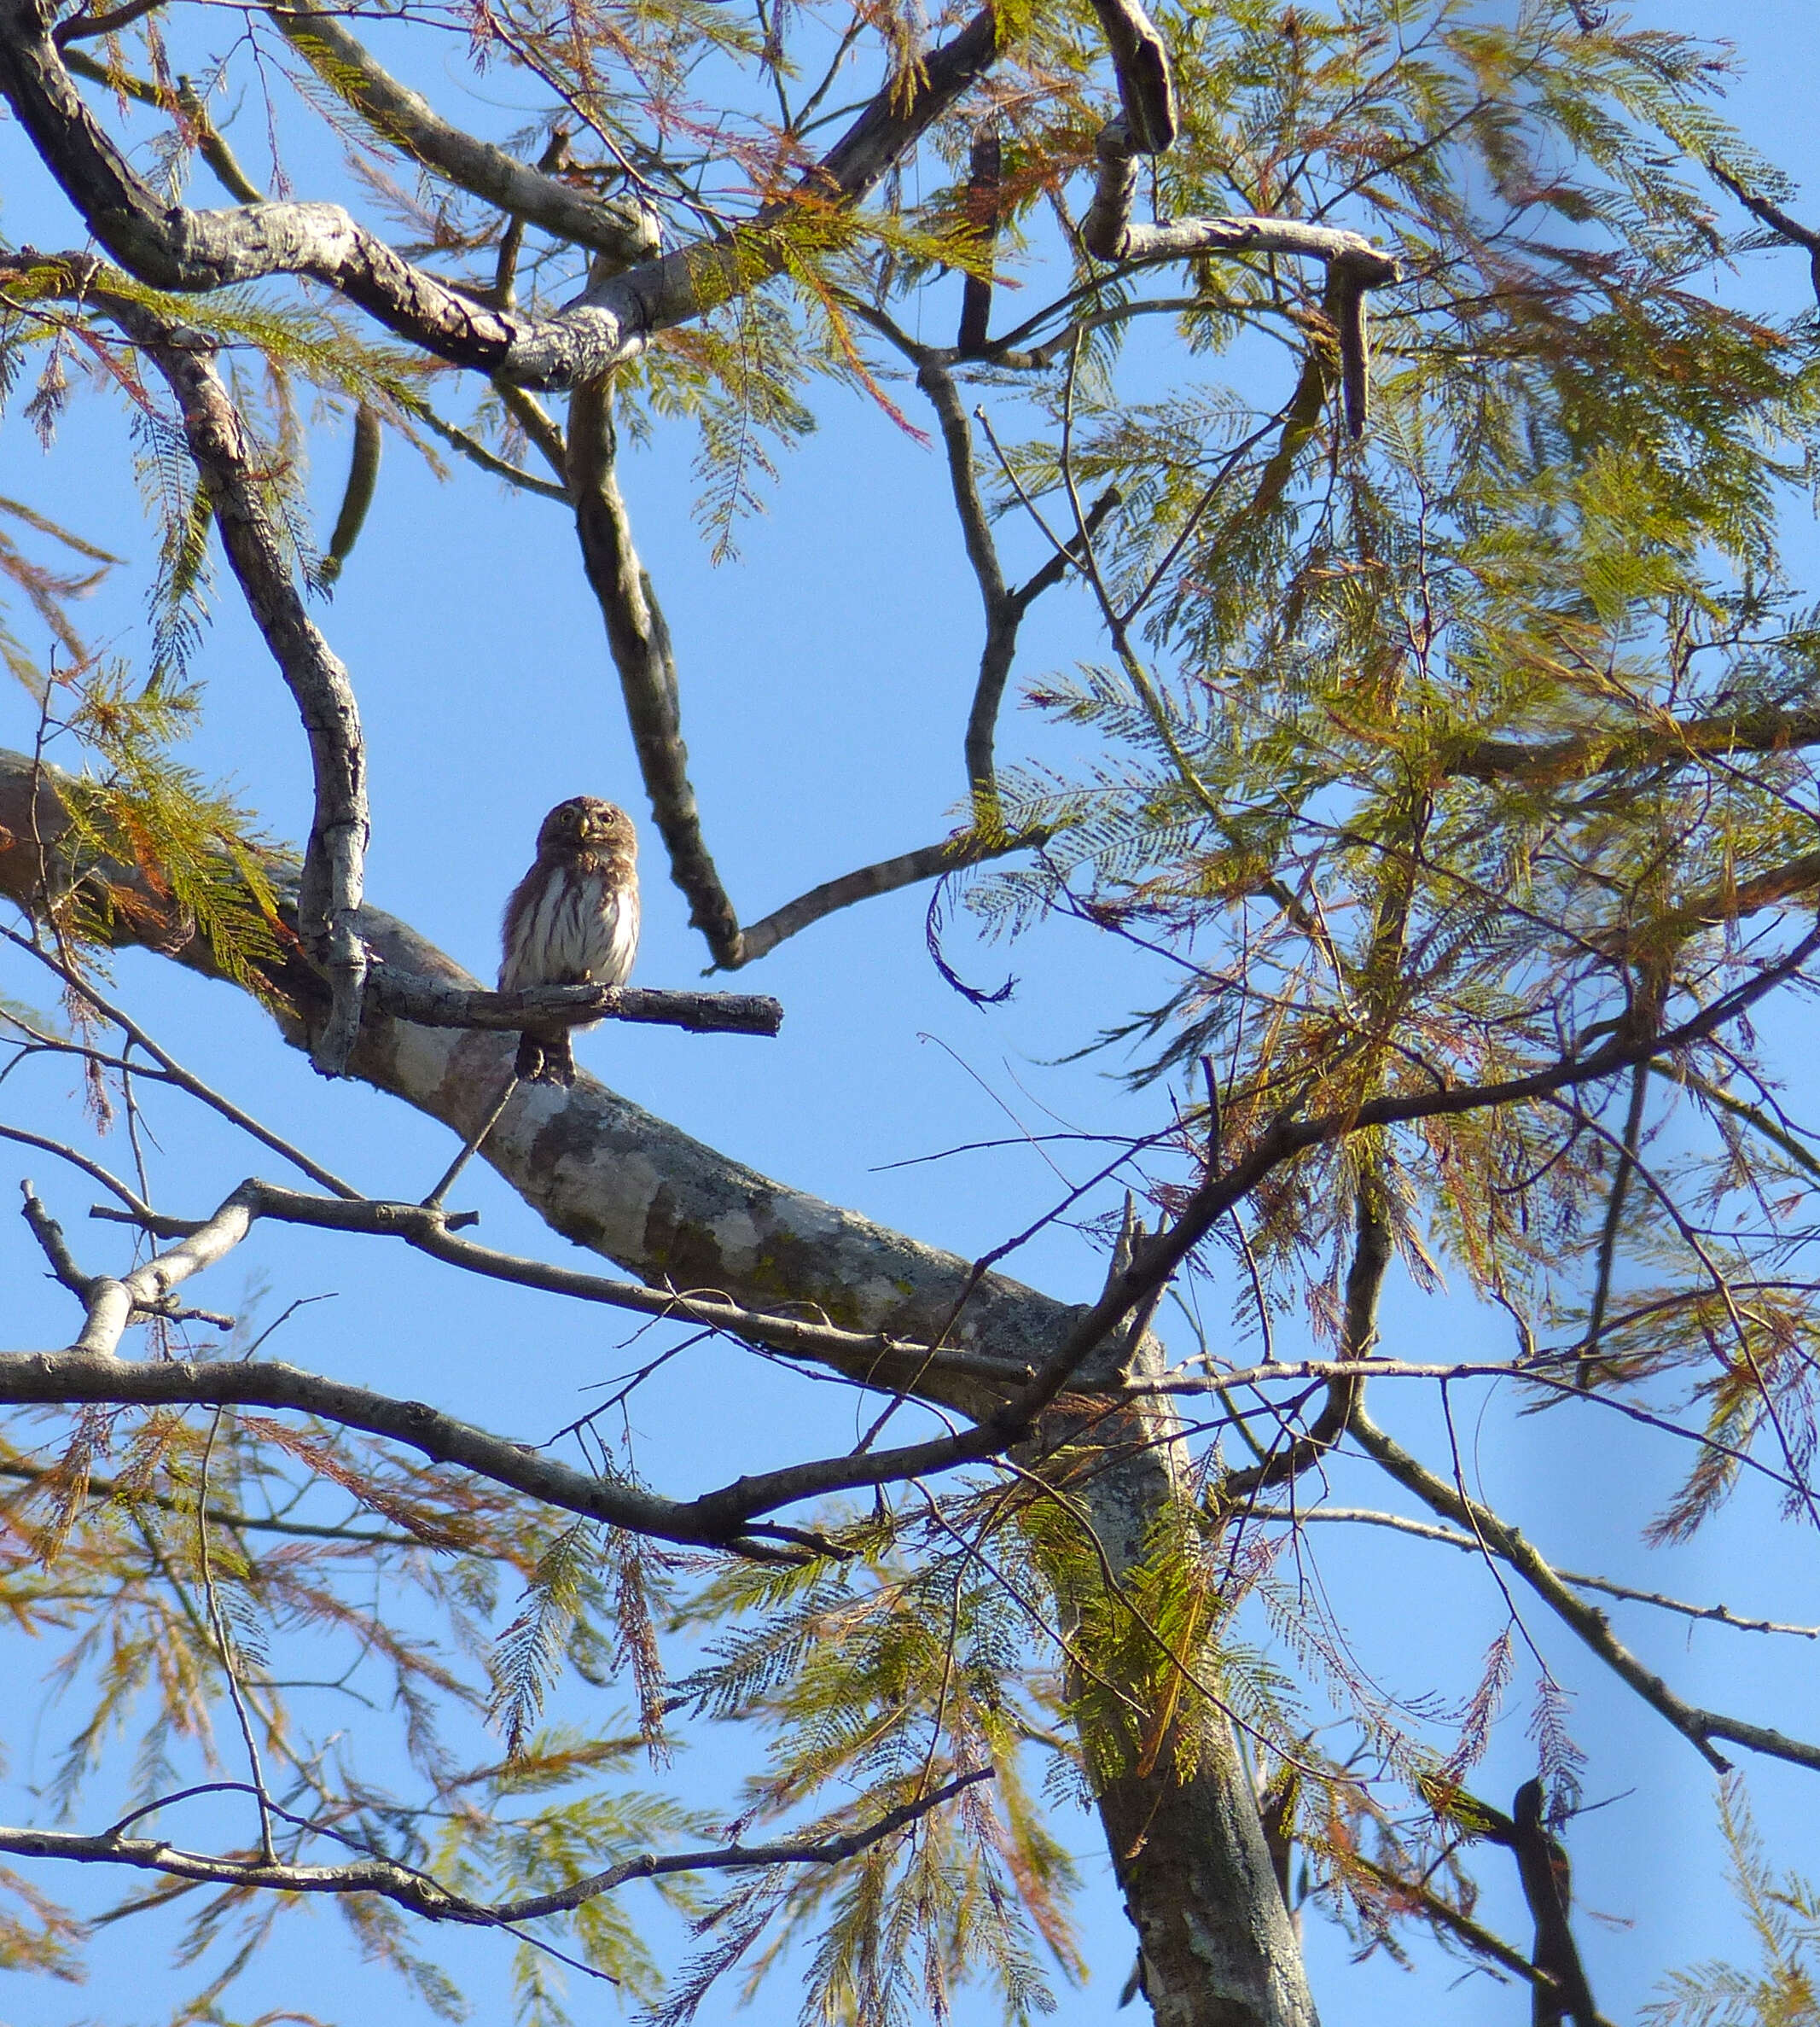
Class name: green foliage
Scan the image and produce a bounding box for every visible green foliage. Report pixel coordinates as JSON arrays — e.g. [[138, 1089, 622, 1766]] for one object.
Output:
[[50, 666, 286, 992], [666, 1504, 1085, 2024], [1647, 1779, 1820, 2026]]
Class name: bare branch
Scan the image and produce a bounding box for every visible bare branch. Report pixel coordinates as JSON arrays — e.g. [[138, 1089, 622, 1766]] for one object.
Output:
[[1351, 1405, 1820, 1774], [97, 301, 371, 1077], [567, 376, 743, 963], [0, 1338, 805, 1554], [1259, 1506, 1820, 1638], [1081, 121, 1400, 277], [94, 1180, 1032, 1400], [363, 966, 782, 1038], [410, 400, 569, 503], [731, 830, 1038, 969], [0, 1768, 994, 1926], [49, 0, 163, 44], [18, 1180, 230, 1329]]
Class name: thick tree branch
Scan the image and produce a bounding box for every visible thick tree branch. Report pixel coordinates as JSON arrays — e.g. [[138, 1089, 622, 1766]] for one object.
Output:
[[1351, 1406, 1820, 1774], [91, 298, 371, 1076], [1084, 0, 1177, 154], [267, 4, 662, 267], [0, 746, 1085, 1419], [96, 1181, 1032, 1401], [0, 1, 1000, 387], [566, 377, 744, 961]]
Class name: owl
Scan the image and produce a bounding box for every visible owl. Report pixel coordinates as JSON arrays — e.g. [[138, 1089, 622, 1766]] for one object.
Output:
[[499, 796, 640, 1084]]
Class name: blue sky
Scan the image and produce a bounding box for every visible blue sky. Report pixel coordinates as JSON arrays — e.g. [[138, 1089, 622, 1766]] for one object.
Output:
[[4, 4, 1820, 2023]]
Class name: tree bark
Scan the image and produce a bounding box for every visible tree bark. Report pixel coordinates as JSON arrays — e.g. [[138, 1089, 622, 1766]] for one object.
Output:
[[0, 744, 1313, 2025]]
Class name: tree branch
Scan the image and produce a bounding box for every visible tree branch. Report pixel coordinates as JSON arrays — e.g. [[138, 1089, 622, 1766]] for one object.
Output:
[[1247, 1506, 1820, 1638], [96, 298, 371, 1077], [362, 966, 782, 1038], [0, 3, 1000, 387], [267, 3, 661, 267], [566, 376, 743, 962], [1446, 700, 1820, 785], [0, 1767, 993, 1927], [61, 50, 265, 203], [93, 1180, 1032, 1401], [0, 744, 1084, 1428], [1220, 1174, 1391, 1504], [1350, 1405, 1820, 1774], [731, 829, 1038, 969], [1079, 119, 1398, 436]]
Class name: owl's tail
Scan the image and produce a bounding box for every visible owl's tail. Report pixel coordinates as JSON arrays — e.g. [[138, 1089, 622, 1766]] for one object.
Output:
[[515, 1028, 575, 1085]]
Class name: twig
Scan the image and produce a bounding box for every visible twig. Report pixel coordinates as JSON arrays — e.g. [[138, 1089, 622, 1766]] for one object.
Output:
[[1351, 1405, 1820, 1774], [0, 1457, 421, 1546], [422, 1069, 518, 1209], [196, 1407, 279, 1862], [0, 1768, 994, 1927], [1221, 1173, 1390, 1503], [1249, 1506, 1820, 1637], [411, 401, 567, 502], [731, 830, 1040, 970], [2, 925, 362, 1198]]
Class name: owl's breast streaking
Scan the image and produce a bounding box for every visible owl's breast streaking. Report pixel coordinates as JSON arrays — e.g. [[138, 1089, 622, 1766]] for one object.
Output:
[[499, 796, 641, 1082], [500, 861, 639, 993]]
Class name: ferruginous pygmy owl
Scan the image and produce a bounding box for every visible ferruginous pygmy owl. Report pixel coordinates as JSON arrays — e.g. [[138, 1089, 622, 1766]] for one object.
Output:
[[499, 796, 640, 1085]]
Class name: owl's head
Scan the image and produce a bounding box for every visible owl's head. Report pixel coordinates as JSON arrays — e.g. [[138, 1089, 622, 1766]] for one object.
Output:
[[537, 796, 637, 857]]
